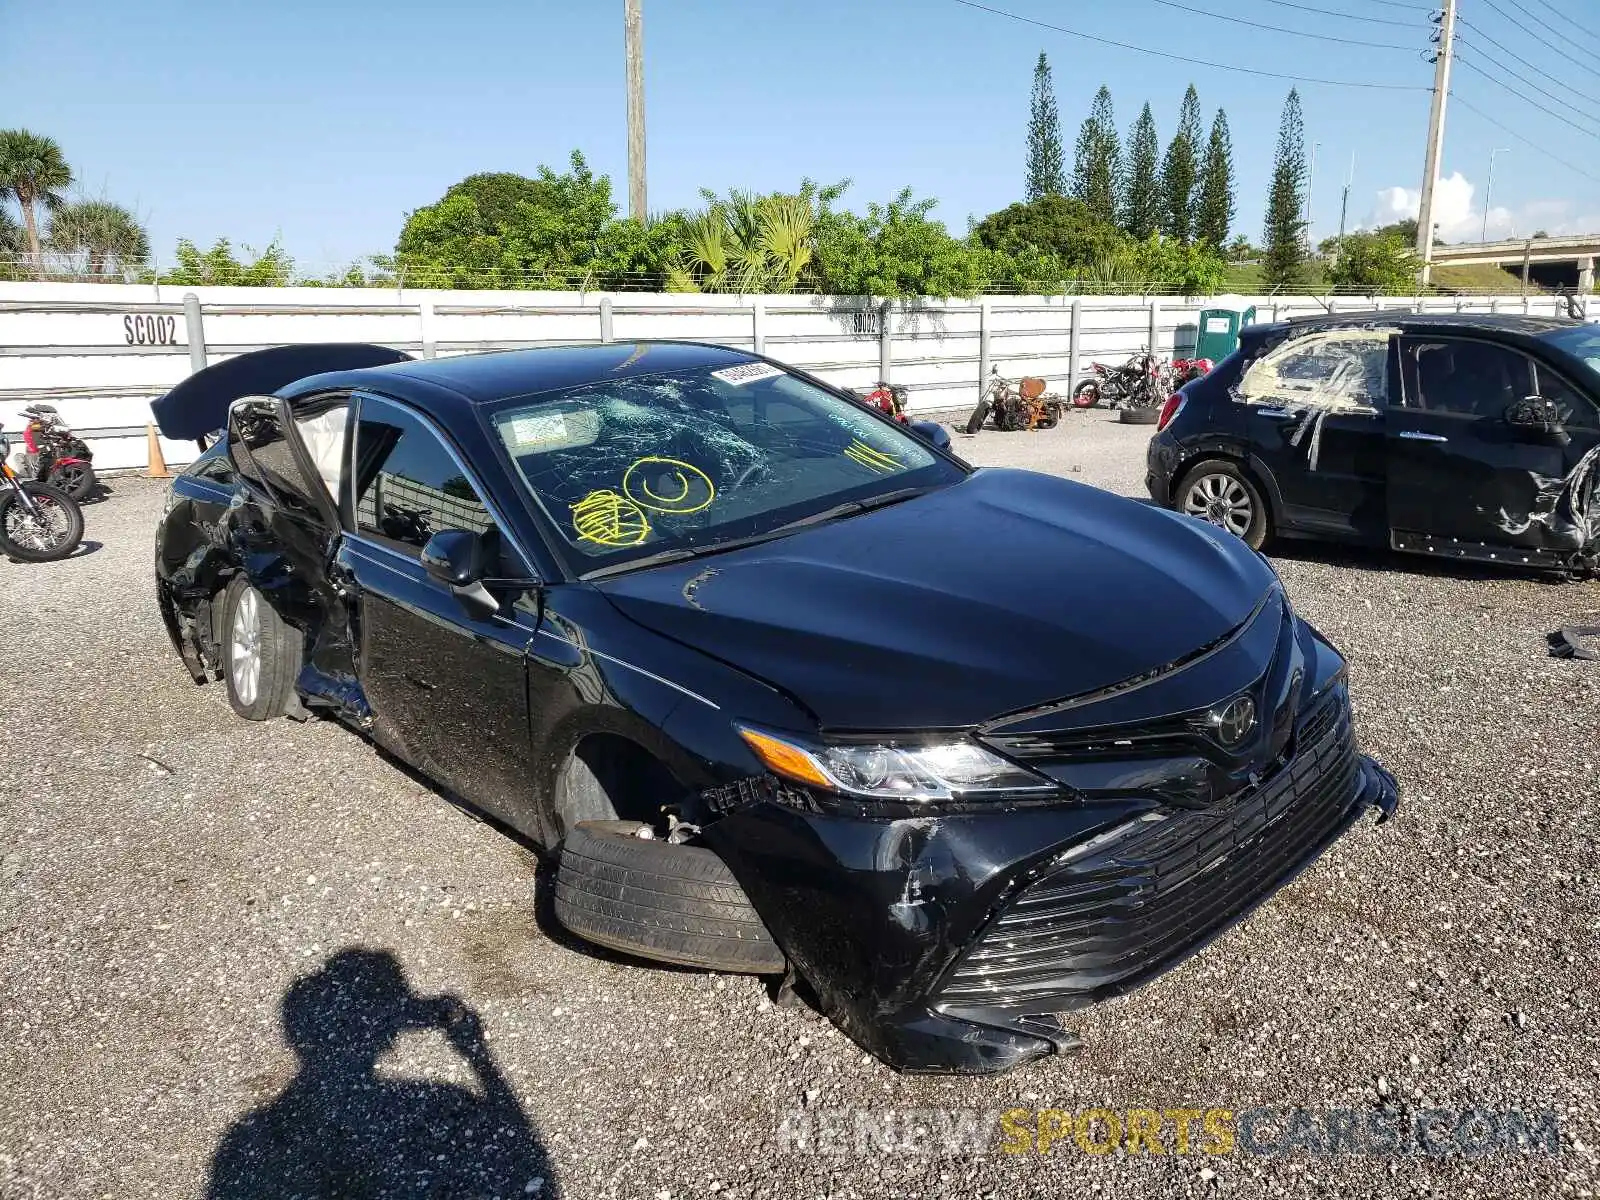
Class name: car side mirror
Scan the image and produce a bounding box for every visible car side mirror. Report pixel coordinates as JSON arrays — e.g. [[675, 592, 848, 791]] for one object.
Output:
[[421, 530, 500, 619], [908, 420, 952, 451], [1504, 396, 1567, 440]]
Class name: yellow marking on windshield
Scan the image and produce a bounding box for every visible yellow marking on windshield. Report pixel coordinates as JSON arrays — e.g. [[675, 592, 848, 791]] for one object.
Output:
[[572, 490, 651, 546], [844, 440, 901, 473], [622, 456, 717, 514]]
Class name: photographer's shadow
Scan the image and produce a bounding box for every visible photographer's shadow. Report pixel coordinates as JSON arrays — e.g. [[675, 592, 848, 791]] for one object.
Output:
[[208, 947, 558, 1199]]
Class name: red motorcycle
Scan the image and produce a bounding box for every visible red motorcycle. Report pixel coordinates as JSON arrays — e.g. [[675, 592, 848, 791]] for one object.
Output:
[[854, 382, 910, 422], [1170, 357, 1215, 385], [20, 403, 96, 501]]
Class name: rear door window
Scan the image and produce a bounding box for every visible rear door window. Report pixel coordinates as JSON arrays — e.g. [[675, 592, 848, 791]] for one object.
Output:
[[1237, 331, 1392, 412]]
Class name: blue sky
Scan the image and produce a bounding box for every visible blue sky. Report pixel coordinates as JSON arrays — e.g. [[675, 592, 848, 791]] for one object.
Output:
[[5, 0, 1597, 271]]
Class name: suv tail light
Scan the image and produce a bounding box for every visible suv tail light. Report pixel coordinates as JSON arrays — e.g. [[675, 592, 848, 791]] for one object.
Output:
[[1157, 393, 1186, 431]]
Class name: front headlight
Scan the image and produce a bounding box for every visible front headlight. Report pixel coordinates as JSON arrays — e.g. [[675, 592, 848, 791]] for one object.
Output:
[[738, 725, 1056, 802]]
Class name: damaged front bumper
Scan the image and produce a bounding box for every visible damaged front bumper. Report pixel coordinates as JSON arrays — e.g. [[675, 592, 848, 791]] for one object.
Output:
[[704, 705, 1400, 1076]]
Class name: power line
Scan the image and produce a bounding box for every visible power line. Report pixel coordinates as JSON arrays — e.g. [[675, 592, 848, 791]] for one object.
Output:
[[1455, 54, 1600, 142], [1255, 0, 1419, 28], [1450, 91, 1600, 185], [1478, 0, 1600, 80], [1517, 0, 1600, 51], [1144, 0, 1415, 49], [1458, 18, 1600, 106], [947, 0, 1429, 89]]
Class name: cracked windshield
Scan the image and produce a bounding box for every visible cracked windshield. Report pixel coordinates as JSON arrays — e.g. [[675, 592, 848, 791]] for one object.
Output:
[[490, 361, 956, 566]]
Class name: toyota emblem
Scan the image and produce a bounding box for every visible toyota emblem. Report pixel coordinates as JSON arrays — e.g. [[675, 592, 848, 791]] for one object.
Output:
[[1208, 695, 1257, 747]]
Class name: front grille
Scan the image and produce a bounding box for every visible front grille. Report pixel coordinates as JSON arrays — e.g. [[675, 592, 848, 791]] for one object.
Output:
[[936, 690, 1360, 1009]]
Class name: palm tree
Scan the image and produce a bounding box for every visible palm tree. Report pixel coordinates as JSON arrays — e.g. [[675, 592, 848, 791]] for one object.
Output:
[[0, 130, 73, 276], [672, 185, 823, 294], [47, 199, 150, 277]]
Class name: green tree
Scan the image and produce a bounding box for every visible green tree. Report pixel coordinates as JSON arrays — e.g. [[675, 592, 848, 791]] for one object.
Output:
[[1262, 89, 1309, 291], [1071, 86, 1120, 226], [1121, 104, 1162, 240], [972, 194, 1126, 279], [1025, 53, 1066, 200], [0, 129, 73, 275], [1226, 234, 1253, 261], [1160, 85, 1202, 244], [394, 151, 617, 287], [0, 208, 22, 278], [1325, 231, 1419, 292], [671, 180, 846, 293], [1195, 109, 1234, 249], [46, 199, 150, 277], [159, 238, 295, 286], [814, 188, 985, 298]]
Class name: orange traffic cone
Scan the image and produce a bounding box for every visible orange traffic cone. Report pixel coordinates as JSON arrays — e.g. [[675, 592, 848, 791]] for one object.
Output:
[[146, 424, 172, 479]]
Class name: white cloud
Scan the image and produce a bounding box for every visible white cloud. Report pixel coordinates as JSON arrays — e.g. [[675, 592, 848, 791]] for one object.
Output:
[[1364, 172, 1600, 241]]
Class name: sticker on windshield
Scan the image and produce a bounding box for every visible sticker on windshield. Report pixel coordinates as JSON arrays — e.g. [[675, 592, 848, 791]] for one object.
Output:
[[505, 408, 599, 453], [711, 362, 784, 387]]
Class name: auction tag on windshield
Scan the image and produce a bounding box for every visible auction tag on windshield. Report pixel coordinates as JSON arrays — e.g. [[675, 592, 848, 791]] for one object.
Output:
[[508, 411, 571, 449], [711, 362, 784, 387]]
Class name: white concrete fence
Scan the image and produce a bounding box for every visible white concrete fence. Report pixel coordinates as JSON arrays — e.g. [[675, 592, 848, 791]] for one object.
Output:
[[0, 281, 1585, 471]]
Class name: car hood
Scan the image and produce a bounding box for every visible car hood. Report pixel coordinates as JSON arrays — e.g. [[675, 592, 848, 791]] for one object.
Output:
[[597, 468, 1275, 730]]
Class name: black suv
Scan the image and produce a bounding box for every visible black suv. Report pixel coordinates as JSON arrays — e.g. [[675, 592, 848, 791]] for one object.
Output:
[[1147, 312, 1600, 574]]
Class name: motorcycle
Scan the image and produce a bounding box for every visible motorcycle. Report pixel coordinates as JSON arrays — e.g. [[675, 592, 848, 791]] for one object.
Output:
[[0, 423, 85, 562], [1070, 350, 1166, 410], [20, 403, 96, 501], [964, 367, 1063, 434], [1170, 356, 1214, 386], [852, 381, 911, 423]]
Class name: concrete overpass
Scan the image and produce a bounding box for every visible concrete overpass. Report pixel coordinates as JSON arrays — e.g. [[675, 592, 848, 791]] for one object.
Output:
[[1429, 234, 1600, 291]]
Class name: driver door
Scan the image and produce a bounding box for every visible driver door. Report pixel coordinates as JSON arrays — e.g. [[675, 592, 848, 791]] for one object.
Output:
[[334, 391, 544, 831], [1387, 335, 1590, 565]]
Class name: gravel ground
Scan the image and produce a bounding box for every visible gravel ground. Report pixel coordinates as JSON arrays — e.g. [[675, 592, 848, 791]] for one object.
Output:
[[2, 411, 1597, 1199]]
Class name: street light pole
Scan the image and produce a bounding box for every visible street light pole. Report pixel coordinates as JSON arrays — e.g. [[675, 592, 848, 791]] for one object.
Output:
[[1482, 147, 1510, 243], [1305, 140, 1321, 251]]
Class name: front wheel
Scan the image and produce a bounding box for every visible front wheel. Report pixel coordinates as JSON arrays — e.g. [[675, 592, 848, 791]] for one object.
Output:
[[1070, 380, 1101, 409], [964, 398, 991, 435], [48, 460, 95, 501], [0, 482, 84, 562], [1176, 459, 1270, 550]]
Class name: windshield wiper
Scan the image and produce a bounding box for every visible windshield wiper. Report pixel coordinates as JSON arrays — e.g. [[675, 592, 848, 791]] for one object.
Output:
[[581, 485, 935, 581]]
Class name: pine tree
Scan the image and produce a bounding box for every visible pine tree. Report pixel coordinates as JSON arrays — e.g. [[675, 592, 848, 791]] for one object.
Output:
[[1195, 108, 1235, 248], [1025, 53, 1066, 199], [1263, 89, 1309, 290], [1160, 84, 1202, 244], [1121, 103, 1162, 240], [1072, 86, 1120, 226]]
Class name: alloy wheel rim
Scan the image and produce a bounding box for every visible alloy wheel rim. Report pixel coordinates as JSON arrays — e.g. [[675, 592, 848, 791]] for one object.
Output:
[[231, 586, 262, 705], [1183, 474, 1253, 537], [4, 495, 71, 552]]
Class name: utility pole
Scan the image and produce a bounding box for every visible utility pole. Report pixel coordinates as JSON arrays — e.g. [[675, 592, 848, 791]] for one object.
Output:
[[1482, 147, 1510, 243], [1416, 0, 1457, 283], [625, 0, 648, 223]]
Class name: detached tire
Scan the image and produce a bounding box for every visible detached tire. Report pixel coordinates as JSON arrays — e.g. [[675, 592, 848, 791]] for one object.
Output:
[[1118, 404, 1163, 425], [555, 820, 786, 974]]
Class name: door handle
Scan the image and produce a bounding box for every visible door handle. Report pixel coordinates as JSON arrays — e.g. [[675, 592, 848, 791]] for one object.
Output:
[[1399, 430, 1449, 443], [1256, 408, 1297, 420]]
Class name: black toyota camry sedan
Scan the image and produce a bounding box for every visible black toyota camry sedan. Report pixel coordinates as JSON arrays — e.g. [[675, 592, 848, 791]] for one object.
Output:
[[153, 340, 1398, 1075], [1147, 311, 1600, 575]]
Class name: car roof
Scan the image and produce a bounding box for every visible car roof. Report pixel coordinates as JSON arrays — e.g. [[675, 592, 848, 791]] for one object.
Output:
[[288, 340, 761, 407], [1247, 310, 1580, 342]]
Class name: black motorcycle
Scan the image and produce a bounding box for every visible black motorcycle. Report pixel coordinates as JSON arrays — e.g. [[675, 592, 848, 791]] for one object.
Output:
[[1, 424, 85, 562], [20, 403, 97, 501]]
